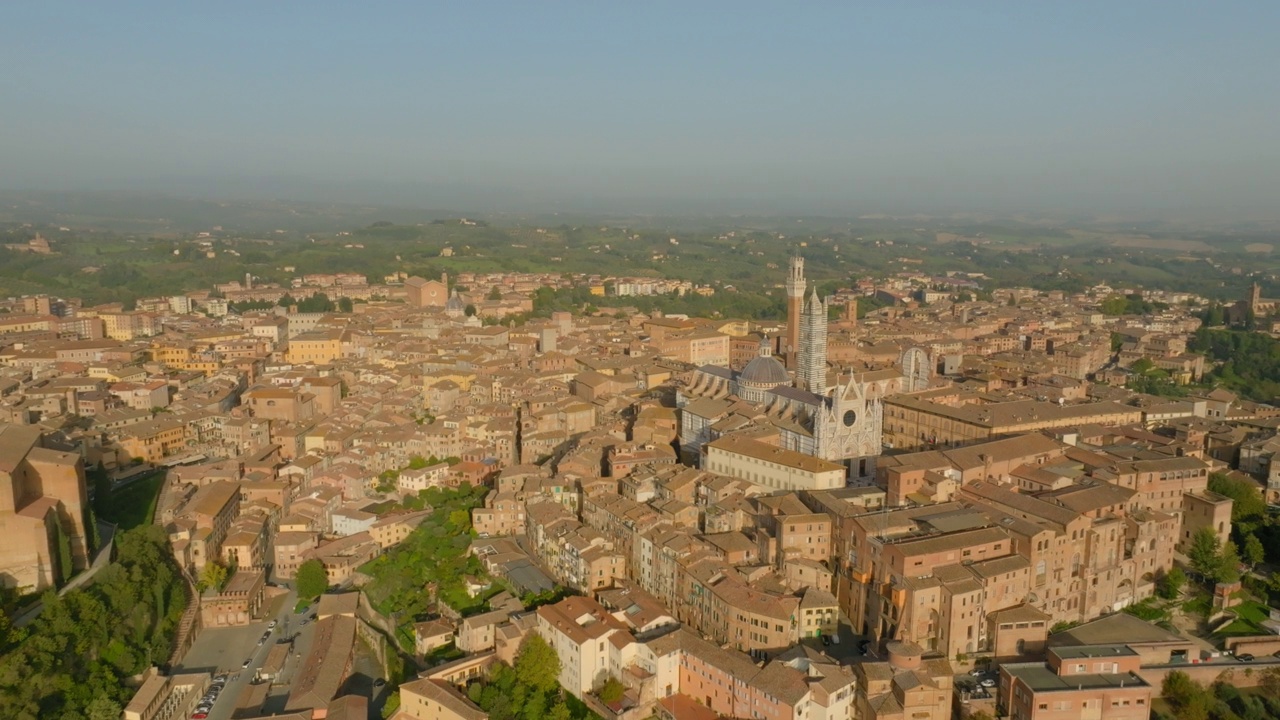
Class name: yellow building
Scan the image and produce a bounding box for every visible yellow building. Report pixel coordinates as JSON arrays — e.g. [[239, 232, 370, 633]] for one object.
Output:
[[88, 363, 149, 383], [423, 369, 476, 393], [286, 329, 345, 364], [118, 417, 188, 463]]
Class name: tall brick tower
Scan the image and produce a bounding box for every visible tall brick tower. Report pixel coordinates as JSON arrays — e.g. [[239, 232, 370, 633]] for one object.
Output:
[[786, 254, 806, 367]]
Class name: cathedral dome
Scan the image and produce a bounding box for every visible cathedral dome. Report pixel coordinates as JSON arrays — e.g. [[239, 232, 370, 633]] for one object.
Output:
[[739, 354, 789, 387]]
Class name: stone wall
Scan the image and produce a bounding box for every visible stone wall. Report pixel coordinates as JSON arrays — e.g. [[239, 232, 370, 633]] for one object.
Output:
[[1137, 663, 1269, 690]]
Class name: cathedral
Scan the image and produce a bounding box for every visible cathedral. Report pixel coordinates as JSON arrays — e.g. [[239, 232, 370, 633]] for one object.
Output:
[[679, 255, 907, 481]]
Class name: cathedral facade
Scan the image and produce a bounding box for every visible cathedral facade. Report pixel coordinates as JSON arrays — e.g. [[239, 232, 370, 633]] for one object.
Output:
[[679, 255, 905, 481]]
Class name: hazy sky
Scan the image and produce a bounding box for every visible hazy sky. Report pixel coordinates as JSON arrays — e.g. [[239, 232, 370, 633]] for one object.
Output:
[[2, 2, 1278, 217]]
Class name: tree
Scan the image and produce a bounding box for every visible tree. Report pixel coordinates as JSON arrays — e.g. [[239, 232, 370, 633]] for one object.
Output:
[[0, 606, 10, 648], [1208, 472, 1267, 523], [513, 634, 560, 695], [1101, 295, 1129, 316], [1203, 304, 1226, 327], [1157, 567, 1187, 600], [296, 559, 328, 600], [338, 297, 354, 313], [488, 286, 503, 301], [1259, 667, 1280, 699], [598, 676, 625, 704], [1188, 527, 1223, 581], [465, 304, 477, 317], [1244, 534, 1266, 569], [546, 703, 572, 720], [86, 695, 123, 720], [380, 692, 401, 719], [199, 561, 228, 592], [1162, 670, 1212, 720], [1130, 358, 1154, 375], [1218, 540, 1243, 583]]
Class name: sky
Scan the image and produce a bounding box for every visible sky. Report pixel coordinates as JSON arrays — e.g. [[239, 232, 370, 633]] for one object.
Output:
[[1, 2, 1278, 218]]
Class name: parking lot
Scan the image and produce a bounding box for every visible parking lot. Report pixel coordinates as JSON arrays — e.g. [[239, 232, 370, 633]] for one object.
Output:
[[175, 588, 307, 720]]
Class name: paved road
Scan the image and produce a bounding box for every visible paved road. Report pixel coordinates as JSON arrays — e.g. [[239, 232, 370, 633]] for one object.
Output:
[[791, 613, 870, 667], [176, 587, 314, 720], [174, 583, 392, 720]]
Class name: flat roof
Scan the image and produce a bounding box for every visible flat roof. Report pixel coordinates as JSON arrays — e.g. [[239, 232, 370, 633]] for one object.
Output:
[[1052, 644, 1138, 659], [1004, 663, 1149, 692]]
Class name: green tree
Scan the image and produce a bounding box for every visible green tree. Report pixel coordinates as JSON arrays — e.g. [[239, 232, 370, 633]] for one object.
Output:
[[514, 634, 560, 695], [488, 286, 503, 301], [1157, 567, 1187, 600], [1208, 472, 1267, 522], [1130, 358, 1154, 374], [1188, 527, 1223, 581], [546, 702, 572, 720], [86, 695, 123, 720], [465, 303, 477, 317], [1162, 670, 1212, 720], [296, 559, 328, 600], [1101, 295, 1129, 316], [199, 561, 229, 592], [381, 692, 401, 719], [598, 676, 625, 704], [1244, 534, 1266, 569], [1218, 540, 1243, 583], [338, 297, 354, 313]]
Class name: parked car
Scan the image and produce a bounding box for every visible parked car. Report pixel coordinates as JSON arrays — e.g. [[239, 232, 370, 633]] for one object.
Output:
[[242, 658, 252, 669], [374, 678, 386, 687], [268, 620, 277, 630], [979, 678, 997, 688], [821, 635, 831, 646], [1238, 653, 1255, 662]]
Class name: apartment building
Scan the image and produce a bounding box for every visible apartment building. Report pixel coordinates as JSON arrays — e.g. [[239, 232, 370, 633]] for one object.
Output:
[[536, 596, 632, 696], [180, 480, 241, 572]]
